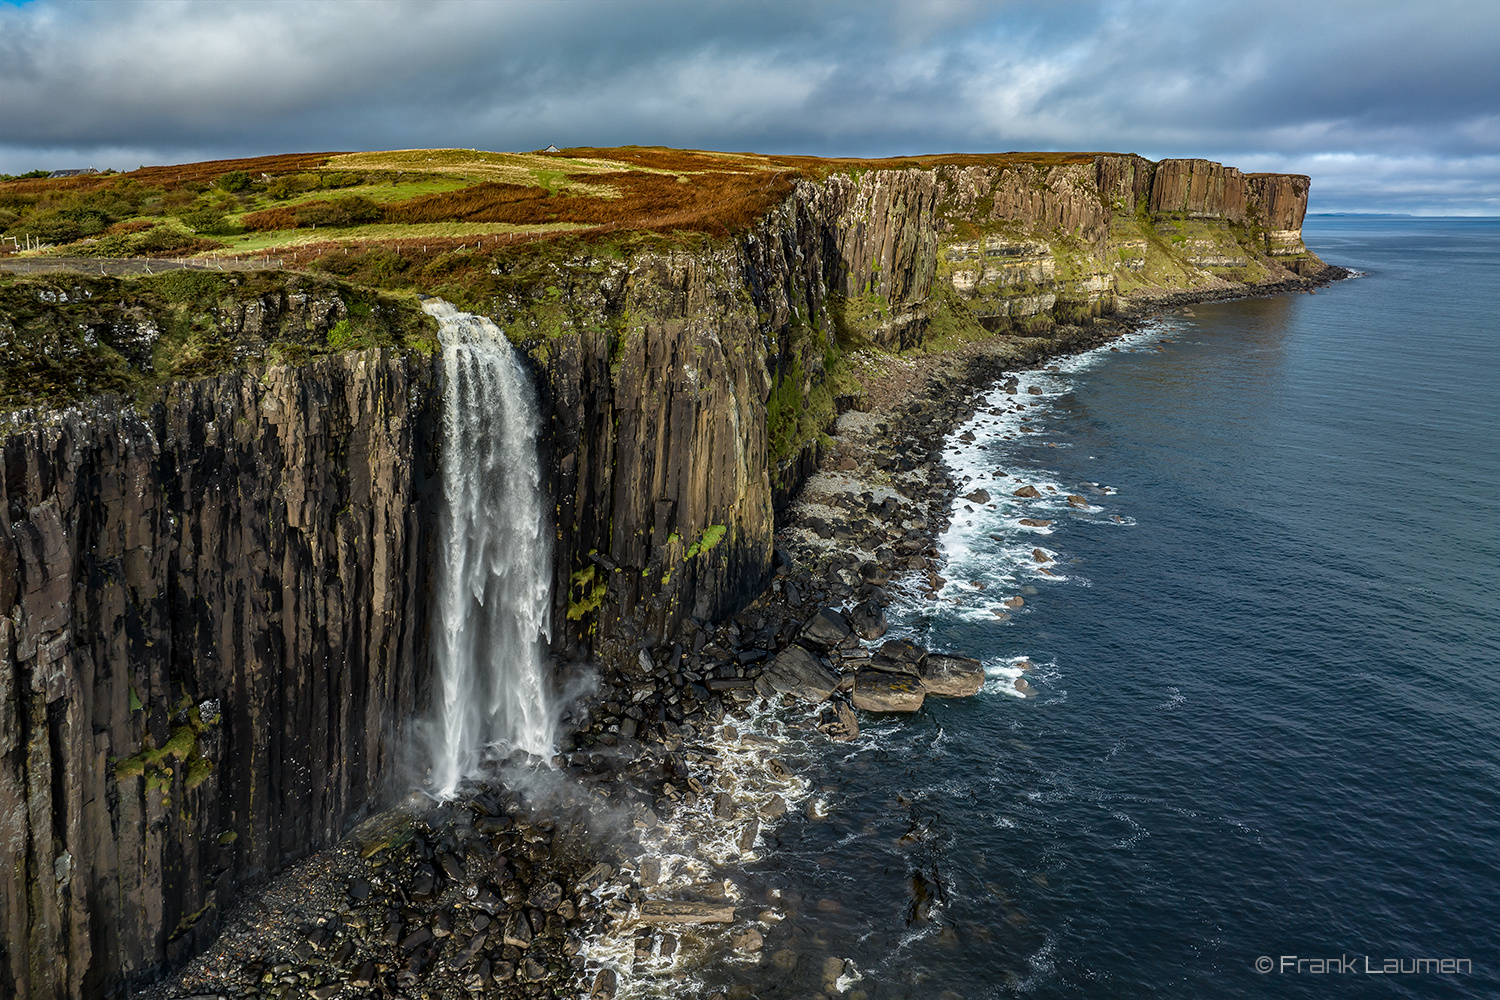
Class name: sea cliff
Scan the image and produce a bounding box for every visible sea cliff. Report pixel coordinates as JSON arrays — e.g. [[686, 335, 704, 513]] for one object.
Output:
[[0, 152, 1334, 999]]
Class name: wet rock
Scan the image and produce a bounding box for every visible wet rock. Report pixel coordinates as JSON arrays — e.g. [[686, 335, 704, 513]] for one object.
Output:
[[528, 881, 564, 912], [921, 655, 985, 697], [852, 671, 925, 713], [639, 858, 661, 888], [638, 900, 736, 924], [492, 959, 516, 982], [1015, 677, 1038, 697], [801, 608, 853, 648], [591, 967, 619, 999], [1013, 485, 1043, 498], [1019, 518, 1051, 527], [964, 489, 991, 504], [503, 911, 533, 949], [713, 792, 735, 819], [439, 852, 467, 882], [473, 884, 502, 914], [451, 931, 488, 968], [832, 700, 861, 741], [433, 910, 453, 938], [762, 795, 788, 820], [400, 926, 433, 951], [1003, 596, 1025, 608], [858, 561, 891, 586], [347, 878, 371, 902], [731, 927, 765, 952], [521, 955, 548, 981], [738, 817, 760, 853], [761, 646, 839, 704], [880, 638, 927, 666], [1066, 495, 1089, 507], [351, 961, 376, 988], [864, 653, 920, 678]]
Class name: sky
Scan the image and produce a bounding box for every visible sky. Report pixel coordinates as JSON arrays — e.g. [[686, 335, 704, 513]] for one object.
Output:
[[1, 0, 1496, 214]]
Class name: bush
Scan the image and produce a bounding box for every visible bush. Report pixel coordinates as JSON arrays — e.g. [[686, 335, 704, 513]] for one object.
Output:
[[217, 170, 251, 193], [294, 196, 383, 228], [180, 203, 234, 235]]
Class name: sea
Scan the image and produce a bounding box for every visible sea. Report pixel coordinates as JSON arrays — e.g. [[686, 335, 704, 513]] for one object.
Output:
[[700, 217, 1500, 998]]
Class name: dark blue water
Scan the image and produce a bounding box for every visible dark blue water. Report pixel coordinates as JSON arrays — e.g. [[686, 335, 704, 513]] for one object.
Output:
[[723, 219, 1500, 998]]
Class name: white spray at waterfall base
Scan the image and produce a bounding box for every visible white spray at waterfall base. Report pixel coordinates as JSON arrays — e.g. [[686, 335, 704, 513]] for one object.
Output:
[[424, 299, 555, 798]]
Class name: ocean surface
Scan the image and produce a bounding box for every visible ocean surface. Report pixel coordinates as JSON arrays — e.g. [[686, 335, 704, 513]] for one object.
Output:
[[709, 218, 1500, 998]]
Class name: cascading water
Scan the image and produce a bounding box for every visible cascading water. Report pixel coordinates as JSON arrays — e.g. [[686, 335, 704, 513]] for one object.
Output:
[[424, 299, 554, 799]]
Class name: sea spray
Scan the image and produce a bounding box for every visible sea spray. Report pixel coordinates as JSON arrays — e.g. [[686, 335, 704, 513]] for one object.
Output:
[[425, 299, 554, 798]]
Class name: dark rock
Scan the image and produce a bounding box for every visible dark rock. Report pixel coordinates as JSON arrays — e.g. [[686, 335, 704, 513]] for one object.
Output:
[[846, 600, 888, 641], [865, 653, 920, 678], [503, 911, 533, 949], [439, 852, 467, 882], [760, 646, 839, 704], [713, 792, 735, 819], [964, 489, 991, 504], [400, 926, 433, 951], [852, 670, 926, 713], [800, 608, 852, 648], [591, 968, 619, 999], [880, 638, 928, 665], [921, 655, 985, 697], [351, 961, 376, 988], [527, 881, 564, 912]]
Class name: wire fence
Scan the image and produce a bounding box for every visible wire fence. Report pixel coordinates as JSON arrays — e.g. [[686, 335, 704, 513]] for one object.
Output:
[[0, 255, 285, 277]]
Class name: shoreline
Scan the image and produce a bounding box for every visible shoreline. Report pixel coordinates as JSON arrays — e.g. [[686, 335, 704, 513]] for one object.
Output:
[[138, 265, 1351, 1000]]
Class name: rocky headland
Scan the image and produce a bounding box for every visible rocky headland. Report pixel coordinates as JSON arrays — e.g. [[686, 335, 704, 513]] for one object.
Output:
[[0, 150, 1344, 1000]]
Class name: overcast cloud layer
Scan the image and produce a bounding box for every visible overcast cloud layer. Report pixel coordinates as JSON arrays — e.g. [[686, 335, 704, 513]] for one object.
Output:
[[2, 0, 1496, 213]]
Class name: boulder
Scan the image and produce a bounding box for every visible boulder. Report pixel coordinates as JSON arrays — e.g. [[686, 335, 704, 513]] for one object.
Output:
[[1013, 485, 1042, 498], [846, 600, 888, 640], [864, 654, 920, 678], [1032, 548, 1051, 563], [921, 655, 985, 697], [880, 638, 927, 665], [731, 926, 765, 952], [1066, 495, 1089, 508], [761, 646, 839, 704], [801, 608, 852, 648], [964, 489, 990, 504], [638, 900, 736, 924], [852, 671, 925, 713], [1019, 518, 1051, 527]]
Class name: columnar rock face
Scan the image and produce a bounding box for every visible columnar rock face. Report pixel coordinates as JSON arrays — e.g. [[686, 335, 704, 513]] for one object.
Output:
[[525, 155, 1323, 654], [0, 153, 1326, 1000], [535, 247, 776, 650], [0, 350, 438, 1000]]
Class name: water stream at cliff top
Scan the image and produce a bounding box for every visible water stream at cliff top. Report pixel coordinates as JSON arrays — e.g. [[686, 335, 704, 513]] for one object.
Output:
[[425, 299, 554, 799]]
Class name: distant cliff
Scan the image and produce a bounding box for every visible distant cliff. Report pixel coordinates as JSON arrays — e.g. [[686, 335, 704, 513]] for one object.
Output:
[[0, 153, 1331, 999]]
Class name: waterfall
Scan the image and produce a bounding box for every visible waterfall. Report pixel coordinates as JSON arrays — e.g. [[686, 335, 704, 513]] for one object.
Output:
[[424, 299, 554, 798]]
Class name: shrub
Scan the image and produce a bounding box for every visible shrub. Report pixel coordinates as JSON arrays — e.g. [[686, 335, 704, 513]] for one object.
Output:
[[217, 170, 251, 192], [293, 196, 383, 228], [180, 203, 234, 235]]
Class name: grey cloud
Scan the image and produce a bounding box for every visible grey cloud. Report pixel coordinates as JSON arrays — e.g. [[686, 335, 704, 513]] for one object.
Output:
[[1, 0, 1495, 212]]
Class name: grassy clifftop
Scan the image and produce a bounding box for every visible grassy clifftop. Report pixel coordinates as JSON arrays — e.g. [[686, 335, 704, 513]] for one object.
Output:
[[0, 269, 437, 412]]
